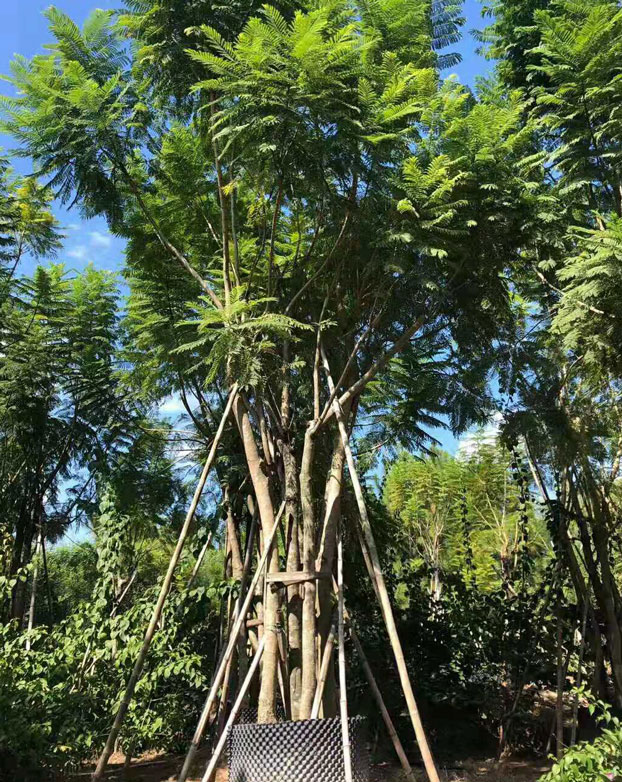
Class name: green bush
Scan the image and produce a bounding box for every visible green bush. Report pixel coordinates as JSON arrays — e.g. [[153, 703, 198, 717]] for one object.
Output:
[[539, 695, 622, 782], [0, 535, 218, 780]]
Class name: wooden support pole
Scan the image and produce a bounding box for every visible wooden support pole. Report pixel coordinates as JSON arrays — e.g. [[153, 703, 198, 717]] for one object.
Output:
[[321, 346, 441, 782], [311, 612, 337, 719], [350, 627, 416, 781], [178, 502, 285, 782], [186, 531, 214, 591], [571, 589, 590, 746], [216, 653, 235, 739], [25, 531, 42, 651], [331, 575, 416, 782], [40, 532, 53, 620], [201, 634, 266, 782], [92, 385, 238, 782], [212, 513, 257, 739], [337, 531, 353, 782], [556, 592, 565, 760], [277, 629, 290, 718], [266, 570, 329, 586]]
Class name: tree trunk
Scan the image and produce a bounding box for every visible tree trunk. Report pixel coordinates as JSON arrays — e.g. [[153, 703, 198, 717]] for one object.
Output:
[[588, 512, 622, 706], [572, 482, 622, 706], [298, 426, 317, 719], [225, 487, 244, 582], [525, 447, 609, 709], [316, 433, 347, 717], [282, 440, 302, 719], [233, 395, 280, 723], [571, 592, 589, 746], [25, 531, 42, 650], [556, 596, 565, 760], [10, 502, 35, 621]]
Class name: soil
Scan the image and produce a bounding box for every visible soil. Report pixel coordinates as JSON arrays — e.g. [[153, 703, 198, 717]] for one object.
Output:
[[438, 759, 550, 781], [73, 753, 550, 782]]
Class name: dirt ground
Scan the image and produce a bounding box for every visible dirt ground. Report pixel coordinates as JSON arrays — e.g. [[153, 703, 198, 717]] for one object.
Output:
[[435, 759, 550, 781], [73, 753, 550, 782]]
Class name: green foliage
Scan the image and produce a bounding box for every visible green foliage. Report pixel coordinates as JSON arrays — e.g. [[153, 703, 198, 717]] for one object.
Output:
[[187, 0, 445, 186], [46, 543, 99, 619], [359, 0, 463, 69], [384, 444, 550, 593], [2, 8, 145, 225], [478, 0, 550, 89], [119, 0, 297, 110], [175, 286, 312, 386], [529, 0, 622, 200], [348, 447, 558, 750], [0, 490, 220, 779], [514, 0, 622, 376], [384, 450, 466, 582], [0, 162, 62, 293], [539, 694, 622, 781], [188, 2, 369, 188], [552, 220, 622, 372], [0, 265, 124, 547]]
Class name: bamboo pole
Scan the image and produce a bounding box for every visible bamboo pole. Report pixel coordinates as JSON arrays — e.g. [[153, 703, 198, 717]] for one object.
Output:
[[337, 531, 353, 782], [92, 385, 238, 782], [40, 533, 53, 620], [571, 590, 590, 746], [25, 532, 42, 651], [556, 594, 565, 760], [355, 524, 381, 604], [330, 575, 416, 781], [186, 531, 214, 591], [311, 613, 337, 719], [215, 533, 235, 741], [277, 632, 290, 718], [178, 501, 285, 782], [321, 347, 441, 782], [235, 507, 258, 704], [350, 627, 416, 781], [216, 652, 235, 739], [200, 634, 266, 782]]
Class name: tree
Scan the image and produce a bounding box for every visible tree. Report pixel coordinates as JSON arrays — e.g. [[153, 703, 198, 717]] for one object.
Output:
[[385, 445, 549, 598], [385, 450, 465, 598], [0, 260, 180, 623], [485, 0, 622, 709]]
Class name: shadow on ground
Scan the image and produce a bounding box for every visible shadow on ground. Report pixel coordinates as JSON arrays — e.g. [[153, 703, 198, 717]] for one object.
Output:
[[72, 752, 549, 782]]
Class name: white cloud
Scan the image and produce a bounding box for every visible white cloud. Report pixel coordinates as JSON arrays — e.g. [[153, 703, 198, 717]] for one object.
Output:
[[457, 412, 503, 459], [89, 230, 112, 248], [159, 395, 187, 418], [67, 245, 88, 261], [67, 223, 80, 231]]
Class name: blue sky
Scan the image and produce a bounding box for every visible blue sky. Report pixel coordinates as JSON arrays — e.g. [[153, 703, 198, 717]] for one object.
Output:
[[0, 0, 125, 278], [0, 0, 495, 456]]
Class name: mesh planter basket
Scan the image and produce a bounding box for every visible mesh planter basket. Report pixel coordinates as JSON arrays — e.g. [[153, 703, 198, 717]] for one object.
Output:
[[228, 716, 369, 782], [236, 704, 286, 724]]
